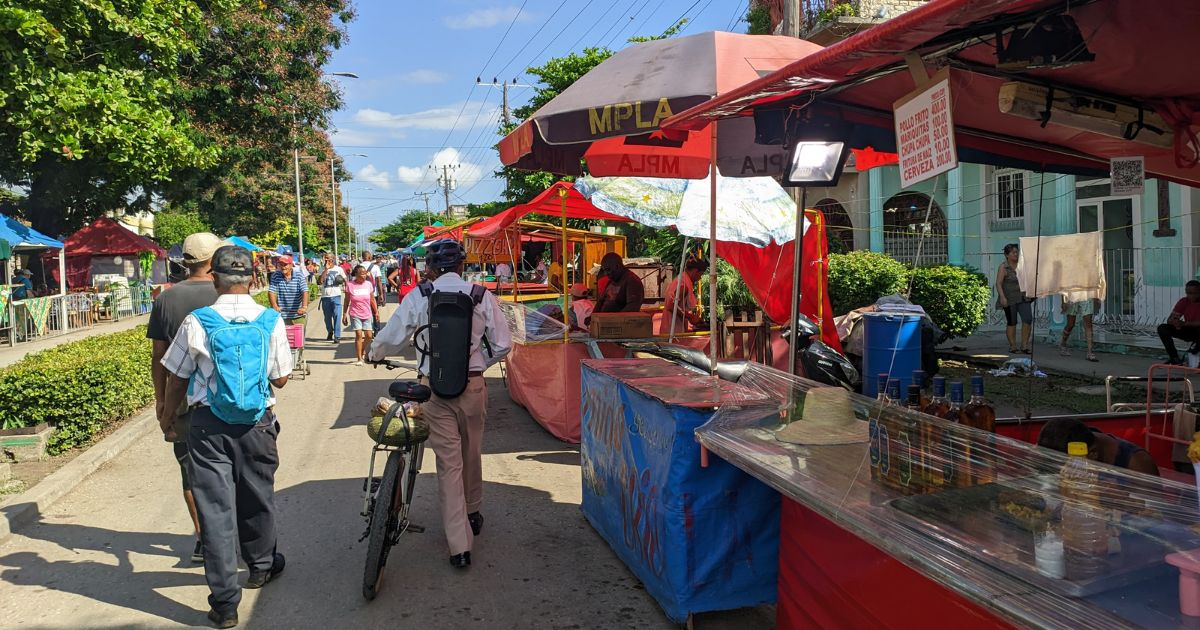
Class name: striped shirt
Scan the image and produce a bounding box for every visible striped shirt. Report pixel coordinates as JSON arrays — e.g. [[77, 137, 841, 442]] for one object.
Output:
[[268, 270, 307, 318], [160, 294, 293, 409]]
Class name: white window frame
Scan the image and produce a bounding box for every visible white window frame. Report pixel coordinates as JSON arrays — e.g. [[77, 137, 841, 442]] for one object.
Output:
[[993, 168, 1028, 221]]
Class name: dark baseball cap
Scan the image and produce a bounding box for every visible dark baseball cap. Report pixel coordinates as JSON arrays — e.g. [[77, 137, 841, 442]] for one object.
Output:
[[211, 246, 253, 276]]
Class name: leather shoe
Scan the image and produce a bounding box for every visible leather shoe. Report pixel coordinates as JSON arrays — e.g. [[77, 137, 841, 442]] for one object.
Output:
[[207, 608, 238, 629], [449, 551, 471, 569], [245, 552, 285, 589], [468, 511, 483, 536]]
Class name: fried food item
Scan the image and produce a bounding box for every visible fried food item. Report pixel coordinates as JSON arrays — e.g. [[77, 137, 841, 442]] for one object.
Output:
[[1188, 431, 1200, 463], [1000, 500, 1051, 530]]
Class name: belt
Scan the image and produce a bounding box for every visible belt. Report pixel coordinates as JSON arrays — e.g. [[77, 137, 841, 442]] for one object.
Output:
[[469, 371, 484, 377]]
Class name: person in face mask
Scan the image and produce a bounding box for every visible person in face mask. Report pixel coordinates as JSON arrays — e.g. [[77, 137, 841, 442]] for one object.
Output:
[[593, 253, 644, 313]]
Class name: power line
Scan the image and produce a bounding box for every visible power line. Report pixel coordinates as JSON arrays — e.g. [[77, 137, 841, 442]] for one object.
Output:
[[604, 1, 654, 48], [725, 0, 748, 32], [677, 0, 716, 34], [592, 0, 640, 49]]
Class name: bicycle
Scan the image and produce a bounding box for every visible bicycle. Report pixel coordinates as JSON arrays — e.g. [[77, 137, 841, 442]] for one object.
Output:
[[360, 358, 430, 600]]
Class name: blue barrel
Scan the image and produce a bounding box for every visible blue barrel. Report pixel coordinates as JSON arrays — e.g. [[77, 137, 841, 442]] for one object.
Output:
[[862, 312, 922, 399]]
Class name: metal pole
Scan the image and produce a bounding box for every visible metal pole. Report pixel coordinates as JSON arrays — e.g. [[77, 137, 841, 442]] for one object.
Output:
[[708, 122, 719, 375], [329, 155, 339, 258], [293, 146, 304, 260], [560, 186, 570, 344], [788, 187, 808, 376]]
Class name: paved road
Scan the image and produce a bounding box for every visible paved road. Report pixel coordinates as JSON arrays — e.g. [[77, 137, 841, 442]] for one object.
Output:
[[0, 301, 772, 629]]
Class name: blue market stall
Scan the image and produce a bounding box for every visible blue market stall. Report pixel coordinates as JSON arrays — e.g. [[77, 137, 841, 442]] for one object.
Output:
[[579, 358, 780, 622]]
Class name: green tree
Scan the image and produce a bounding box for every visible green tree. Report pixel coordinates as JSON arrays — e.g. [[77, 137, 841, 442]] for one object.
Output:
[[0, 1, 227, 235], [369, 212, 432, 251], [153, 210, 211, 247], [746, 1, 774, 34]]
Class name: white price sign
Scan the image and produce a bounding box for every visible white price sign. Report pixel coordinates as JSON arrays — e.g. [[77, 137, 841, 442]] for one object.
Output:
[[894, 68, 958, 188]]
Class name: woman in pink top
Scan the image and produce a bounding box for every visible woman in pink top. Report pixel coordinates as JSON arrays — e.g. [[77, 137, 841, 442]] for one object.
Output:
[[342, 265, 379, 365]]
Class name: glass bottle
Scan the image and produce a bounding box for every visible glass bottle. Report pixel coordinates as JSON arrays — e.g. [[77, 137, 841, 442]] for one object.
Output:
[[887, 379, 902, 406], [906, 385, 923, 411], [1060, 442, 1107, 579], [923, 376, 950, 417], [869, 373, 888, 476], [940, 381, 966, 487], [911, 369, 929, 409], [875, 373, 890, 404], [963, 375, 997, 433]]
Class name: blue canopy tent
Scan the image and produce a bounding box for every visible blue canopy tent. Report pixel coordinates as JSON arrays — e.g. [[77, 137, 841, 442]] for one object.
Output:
[[226, 235, 263, 252], [0, 214, 65, 292]]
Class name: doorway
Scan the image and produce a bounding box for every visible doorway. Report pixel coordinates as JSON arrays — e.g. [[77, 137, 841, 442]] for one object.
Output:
[[1077, 197, 1138, 320]]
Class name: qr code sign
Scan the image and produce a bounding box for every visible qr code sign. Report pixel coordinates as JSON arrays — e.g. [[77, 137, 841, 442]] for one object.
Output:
[[1111, 156, 1144, 195]]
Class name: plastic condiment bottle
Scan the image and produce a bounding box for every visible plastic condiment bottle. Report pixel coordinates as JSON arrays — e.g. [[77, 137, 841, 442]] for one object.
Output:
[[1060, 441, 1107, 579]]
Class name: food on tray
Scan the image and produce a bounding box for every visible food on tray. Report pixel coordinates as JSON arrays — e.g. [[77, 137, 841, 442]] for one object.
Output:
[[1189, 431, 1200, 463], [1000, 500, 1052, 530]]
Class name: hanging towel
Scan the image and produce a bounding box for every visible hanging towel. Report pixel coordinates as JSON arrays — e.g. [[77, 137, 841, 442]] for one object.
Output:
[[22, 296, 52, 335], [1015, 233, 1106, 300]]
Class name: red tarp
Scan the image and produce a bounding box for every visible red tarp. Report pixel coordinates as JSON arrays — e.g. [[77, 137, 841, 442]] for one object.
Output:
[[470, 182, 630, 239], [59, 217, 166, 288], [666, 0, 1200, 186], [717, 209, 841, 353]]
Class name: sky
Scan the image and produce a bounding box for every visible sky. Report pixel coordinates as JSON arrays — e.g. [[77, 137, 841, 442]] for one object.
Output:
[[325, 0, 747, 240]]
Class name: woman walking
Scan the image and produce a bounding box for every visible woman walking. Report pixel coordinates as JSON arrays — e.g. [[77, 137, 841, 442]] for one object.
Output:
[[389, 254, 420, 304], [342, 265, 379, 365], [995, 243, 1033, 354], [1060, 296, 1100, 362]]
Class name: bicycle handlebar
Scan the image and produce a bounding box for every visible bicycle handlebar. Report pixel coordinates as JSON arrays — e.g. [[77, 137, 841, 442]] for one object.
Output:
[[369, 358, 416, 371]]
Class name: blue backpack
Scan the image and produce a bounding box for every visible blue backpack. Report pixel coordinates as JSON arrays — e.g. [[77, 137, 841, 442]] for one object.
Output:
[[192, 306, 280, 424]]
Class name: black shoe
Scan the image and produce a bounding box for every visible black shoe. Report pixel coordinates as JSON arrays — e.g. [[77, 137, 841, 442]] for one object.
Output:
[[326, 333, 333, 341], [191, 539, 205, 564], [207, 608, 238, 629], [449, 551, 471, 569], [468, 512, 483, 536], [1168, 357, 1186, 366], [245, 552, 285, 589]]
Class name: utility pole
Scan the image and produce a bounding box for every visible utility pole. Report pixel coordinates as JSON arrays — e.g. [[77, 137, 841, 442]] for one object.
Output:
[[479, 78, 532, 127], [415, 191, 436, 226], [328, 155, 339, 259], [432, 164, 459, 216], [782, 0, 801, 38]]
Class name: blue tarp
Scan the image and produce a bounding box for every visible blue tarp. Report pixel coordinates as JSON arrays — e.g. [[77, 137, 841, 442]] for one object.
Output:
[[580, 362, 780, 622], [0, 214, 63, 250], [226, 235, 263, 252]]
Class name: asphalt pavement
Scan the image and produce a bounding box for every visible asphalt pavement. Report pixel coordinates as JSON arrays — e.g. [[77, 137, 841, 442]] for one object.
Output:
[[0, 300, 772, 629]]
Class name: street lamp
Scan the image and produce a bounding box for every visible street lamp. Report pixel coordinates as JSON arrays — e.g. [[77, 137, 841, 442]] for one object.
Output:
[[293, 71, 358, 262], [343, 186, 372, 258], [332, 152, 368, 259]]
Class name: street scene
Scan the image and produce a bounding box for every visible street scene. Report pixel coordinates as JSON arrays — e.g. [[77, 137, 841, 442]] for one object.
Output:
[[1, 0, 1199, 628]]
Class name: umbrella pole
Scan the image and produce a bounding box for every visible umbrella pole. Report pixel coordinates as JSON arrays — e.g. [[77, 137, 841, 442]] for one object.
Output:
[[789, 187, 808, 376], [560, 186, 570, 344], [708, 123, 718, 376]]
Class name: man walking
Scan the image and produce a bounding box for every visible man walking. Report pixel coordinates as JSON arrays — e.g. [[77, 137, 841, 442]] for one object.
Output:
[[159, 246, 293, 628], [147, 232, 224, 563], [318, 253, 346, 341], [268, 254, 308, 323], [369, 239, 511, 569]]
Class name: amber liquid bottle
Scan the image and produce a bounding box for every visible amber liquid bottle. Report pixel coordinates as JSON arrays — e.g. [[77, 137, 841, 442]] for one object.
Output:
[[940, 381, 967, 487], [963, 375, 997, 484], [920, 376, 950, 488], [911, 369, 930, 409], [923, 376, 950, 417], [869, 373, 889, 479]]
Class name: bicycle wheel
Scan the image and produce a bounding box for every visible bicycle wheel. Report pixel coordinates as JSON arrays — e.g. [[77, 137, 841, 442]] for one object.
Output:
[[362, 450, 404, 600]]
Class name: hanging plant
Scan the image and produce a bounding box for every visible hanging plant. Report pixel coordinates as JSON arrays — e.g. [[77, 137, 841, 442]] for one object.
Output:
[[138, 251, 155, 281]]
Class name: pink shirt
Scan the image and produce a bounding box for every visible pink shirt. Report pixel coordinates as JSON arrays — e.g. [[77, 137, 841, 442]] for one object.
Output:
[[346, 279, 375, 319]]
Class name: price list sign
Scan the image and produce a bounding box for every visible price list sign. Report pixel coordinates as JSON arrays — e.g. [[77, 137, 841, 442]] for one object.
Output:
[[894, 68, 958, 188]]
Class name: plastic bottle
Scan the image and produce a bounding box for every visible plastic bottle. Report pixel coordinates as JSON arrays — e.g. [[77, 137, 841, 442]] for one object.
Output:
[[1060, 442, 1108, 579]]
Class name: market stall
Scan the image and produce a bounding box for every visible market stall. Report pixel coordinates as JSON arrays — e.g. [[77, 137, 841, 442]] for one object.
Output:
[[59, 217, 167, 288], [0, 214, 67, 343]]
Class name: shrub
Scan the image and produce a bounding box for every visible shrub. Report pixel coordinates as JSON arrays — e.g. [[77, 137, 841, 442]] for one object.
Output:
[[0, 326, 153, 454], [907, 265, 991, 339], [826, 251, 908, 315]]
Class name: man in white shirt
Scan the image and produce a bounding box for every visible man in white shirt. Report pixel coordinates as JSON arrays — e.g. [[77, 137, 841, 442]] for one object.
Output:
[[318, 253, 347, 341], [369, 239, 511, 569], [158, 246, 293, 629], [660, 260, 708, 337], [494, 261, 513, 284]]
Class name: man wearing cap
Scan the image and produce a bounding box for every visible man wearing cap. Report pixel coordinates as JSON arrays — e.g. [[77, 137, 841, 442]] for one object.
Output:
[[318, 253, 346, 341], [159, 246, 293, 629], [368, 238, 511, 570], [148, 232, 224, 564], [12, 269, 32, 300], [268, 254, 308, 323]]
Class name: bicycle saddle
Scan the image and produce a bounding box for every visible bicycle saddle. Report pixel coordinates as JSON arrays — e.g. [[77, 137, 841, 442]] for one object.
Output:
[[389, 381, 432, 403]]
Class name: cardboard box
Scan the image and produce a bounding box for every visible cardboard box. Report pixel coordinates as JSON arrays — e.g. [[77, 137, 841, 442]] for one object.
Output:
[[589, 312, 653, 339]]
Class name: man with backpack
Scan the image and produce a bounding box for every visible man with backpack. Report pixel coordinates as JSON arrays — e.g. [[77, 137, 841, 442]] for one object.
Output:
[[368, 239, 511, 569], [158, 246, 293, 629]]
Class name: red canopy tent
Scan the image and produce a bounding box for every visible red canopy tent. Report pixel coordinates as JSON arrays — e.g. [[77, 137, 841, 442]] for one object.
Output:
[[58, 217, 168, 288], [665, 0, 1200, 186], [470, 182, 631, 239]]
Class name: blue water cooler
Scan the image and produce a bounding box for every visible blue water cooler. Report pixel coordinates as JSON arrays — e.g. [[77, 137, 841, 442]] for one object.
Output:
[[862, 312, 923, 398]]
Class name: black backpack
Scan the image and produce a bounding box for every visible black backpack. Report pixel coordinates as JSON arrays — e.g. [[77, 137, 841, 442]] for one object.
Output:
[[415, 281, 487, 398]]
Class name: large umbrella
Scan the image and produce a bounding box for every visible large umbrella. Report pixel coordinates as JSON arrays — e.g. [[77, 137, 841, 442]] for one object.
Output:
[[499, 31, 822, 180], [574, 175, 805, 248]]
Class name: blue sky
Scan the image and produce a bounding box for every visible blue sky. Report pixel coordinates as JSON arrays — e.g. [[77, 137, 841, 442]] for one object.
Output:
[[326, 0, 747, 238]]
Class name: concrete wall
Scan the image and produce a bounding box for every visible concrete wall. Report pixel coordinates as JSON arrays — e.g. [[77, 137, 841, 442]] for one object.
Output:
[[858, 0, 927, 20]]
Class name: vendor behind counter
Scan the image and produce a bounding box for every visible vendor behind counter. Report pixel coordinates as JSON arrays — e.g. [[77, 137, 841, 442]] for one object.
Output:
[[1037, 418, 1159, 476], [594, 253, 644, 313]]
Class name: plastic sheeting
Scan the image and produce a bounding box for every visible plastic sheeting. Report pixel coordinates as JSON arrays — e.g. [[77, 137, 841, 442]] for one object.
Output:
[[580, 360, 779, 622], [506, 341, 625, 443], [696, 362, 1200, 629]]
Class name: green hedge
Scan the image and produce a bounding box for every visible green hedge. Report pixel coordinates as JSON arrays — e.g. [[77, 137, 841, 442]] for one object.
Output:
[[0, 326, 154, 454], [826, 251, 990, 339]]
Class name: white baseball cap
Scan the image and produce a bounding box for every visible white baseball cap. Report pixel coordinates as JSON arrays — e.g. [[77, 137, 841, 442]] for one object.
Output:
[[182, 232, 227, 264]]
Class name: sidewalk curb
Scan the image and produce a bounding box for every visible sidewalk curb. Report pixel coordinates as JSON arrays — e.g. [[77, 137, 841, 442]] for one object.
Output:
[[0, 407, 157, 545]]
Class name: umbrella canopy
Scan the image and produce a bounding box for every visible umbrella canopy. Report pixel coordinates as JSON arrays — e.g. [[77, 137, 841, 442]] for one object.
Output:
[[226, 235, 263, 252], [665, 0, 1200, 186], [0, 214, 63, 251], [575, 175, 802, 247], [499, 31, 823, 178], [470, 182, 630, 239]]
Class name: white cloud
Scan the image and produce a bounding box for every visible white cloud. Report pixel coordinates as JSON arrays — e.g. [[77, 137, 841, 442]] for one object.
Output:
[[396, 148, 491, 189], [444, 6, 529, 30], [355, 164, 392, 190], [397, 69, 448, 84], [351, 104, 500, 132], [331, 127, 387, 146]]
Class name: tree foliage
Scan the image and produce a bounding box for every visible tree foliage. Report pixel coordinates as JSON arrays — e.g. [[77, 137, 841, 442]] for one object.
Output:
[[369, 212, 431, 252], [153, 209, 210, 247]]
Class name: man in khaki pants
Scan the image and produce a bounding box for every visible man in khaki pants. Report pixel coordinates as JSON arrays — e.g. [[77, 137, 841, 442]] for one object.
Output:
[[368, 239, 511, 568]]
